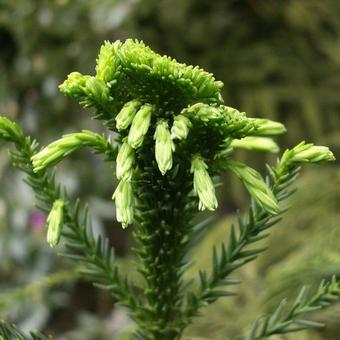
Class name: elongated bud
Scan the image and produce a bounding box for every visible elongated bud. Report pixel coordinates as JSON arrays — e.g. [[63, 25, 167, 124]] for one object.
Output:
[[59, 72, 90, 99], [32, 140, 79, 172], [112, 180, 134, 228], [47, 199, 65, 247], [128, 104, 153, 149], [231, 137, 279, 153], [32, 130, 105, 172], [171, 115, 191, 140], [116, 139, 135, 180], [95, 40, 121, 83], [282, 142, 335, 165], [154, 120, 174, 175], [227, 160, 280, 215], [191, 156, 218, 211], [84, 77, 110, 104], [252, 118, 287, 136], [116, 100, 141, 131]]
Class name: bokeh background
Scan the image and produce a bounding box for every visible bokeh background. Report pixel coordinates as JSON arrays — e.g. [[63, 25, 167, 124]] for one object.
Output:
[[0, 0, 339, 339]]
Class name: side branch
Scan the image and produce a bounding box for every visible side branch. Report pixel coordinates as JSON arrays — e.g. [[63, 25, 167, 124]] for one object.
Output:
[[0, 117, 136, 307], [246, 276, 340, 340], [184, 158, 301, 321], [31, 129, 117, 171], [184, 142, 334, 323]]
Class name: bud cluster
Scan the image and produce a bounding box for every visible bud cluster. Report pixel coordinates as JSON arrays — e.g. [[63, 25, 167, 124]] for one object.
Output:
[[55, 39, 335, 229]]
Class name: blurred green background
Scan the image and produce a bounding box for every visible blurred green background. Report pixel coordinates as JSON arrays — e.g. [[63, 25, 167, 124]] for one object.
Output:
[[0, 0, 339, 339]]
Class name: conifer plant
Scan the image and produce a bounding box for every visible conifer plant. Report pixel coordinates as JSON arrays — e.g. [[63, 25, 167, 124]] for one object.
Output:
[[0, 39, 338, 340]]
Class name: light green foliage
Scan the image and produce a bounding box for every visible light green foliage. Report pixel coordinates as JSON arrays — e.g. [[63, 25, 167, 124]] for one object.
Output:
[[154, 120, 174, 175], [0, 39, 337, 340], [58, 72, 91, 101], [250, 119, 287, 136], [171, 115, 192, 140], [46, 199, 65, 247], [127, 104, 153, 149], [56, 38, 289, 229], [116, 139, 135, 181], [281, 142, 335, 165], [112, 180, 134, 228], [227, 160, 279, 215], [96, 41, 122, 84], [84, 77, 110, 105], [191, 156, 218, 211], [126, 0, 340, 215], [31, 130, 116, 172], [231, 137, 279, 153], [116, 100, 141, 131]]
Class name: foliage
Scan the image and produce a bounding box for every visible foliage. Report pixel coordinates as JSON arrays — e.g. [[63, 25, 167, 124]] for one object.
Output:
[[127, 0, 340, 148], [0, 268, 79, 313], [126, 0, 340, 208], [247, 277, 340, 340], [0, 2, 133, 330], [184, 166, 340, 339], [0, 39, 337, 340]]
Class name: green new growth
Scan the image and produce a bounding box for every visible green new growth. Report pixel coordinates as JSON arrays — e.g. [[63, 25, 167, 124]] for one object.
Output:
[[0, 39, 338, 340]]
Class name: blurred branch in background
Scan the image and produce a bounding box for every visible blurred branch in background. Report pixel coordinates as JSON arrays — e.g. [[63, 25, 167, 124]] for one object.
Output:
[[0, 268, 80, 313]]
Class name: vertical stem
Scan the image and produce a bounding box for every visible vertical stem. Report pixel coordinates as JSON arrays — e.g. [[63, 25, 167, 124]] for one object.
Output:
[[133, 143, 194, 339]]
